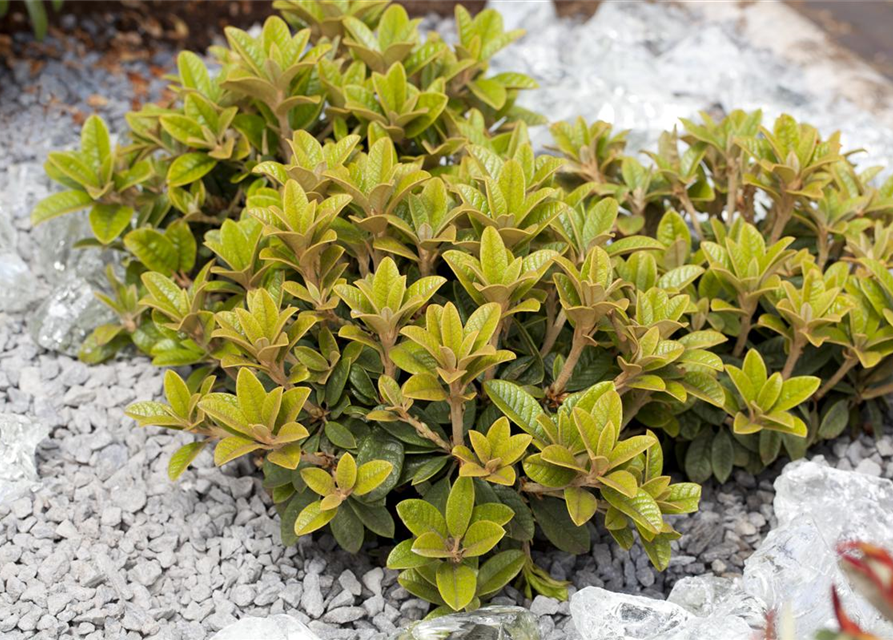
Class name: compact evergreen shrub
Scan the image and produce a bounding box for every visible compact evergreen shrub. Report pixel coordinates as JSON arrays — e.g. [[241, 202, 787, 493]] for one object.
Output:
[[32, 0, 893, 613]]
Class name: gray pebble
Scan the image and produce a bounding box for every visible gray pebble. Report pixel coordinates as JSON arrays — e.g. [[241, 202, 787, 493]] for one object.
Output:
[[339, 570, 362, 597], [301, 574, 325, 618], [362, 568, 384, 596], [855, 459, 882, 477], [530, 595, 560, 616]]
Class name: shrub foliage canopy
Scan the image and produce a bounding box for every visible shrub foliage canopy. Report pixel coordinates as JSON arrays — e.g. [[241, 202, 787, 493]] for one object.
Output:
[[33, 0, 893, 614]]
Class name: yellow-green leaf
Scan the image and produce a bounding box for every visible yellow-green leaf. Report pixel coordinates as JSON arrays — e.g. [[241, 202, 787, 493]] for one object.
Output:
[[167, 152, 217, 187], [436, 562, 477, 611], [354, 460, 393, 496], [294, 501, 338, 536], [168, 441, 207, 480], [563, 487, 598, 526], [335, 452, 358, 491], [446, 477, 475, 539], [31, 190, 94, 225], [214, 436, 262, 466]]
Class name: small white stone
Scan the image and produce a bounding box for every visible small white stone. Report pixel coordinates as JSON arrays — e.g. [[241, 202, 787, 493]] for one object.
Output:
[[854, 458, 882, 477], [231, 585, 255, 608], [876, 439, 893, 458], [209, 614, 321, 640], [362, 567, 384, 596], [530, 595, 560, 616], [11, 497, 32, 519], [55, 520, 79, 539], [338, 570, 362, 597]]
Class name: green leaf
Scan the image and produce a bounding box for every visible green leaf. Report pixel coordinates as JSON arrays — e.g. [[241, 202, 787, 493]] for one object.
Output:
[[167, 153, 217, 187], [89, 204, 132, 245], [599, 470, 638, 499], [710, 428, 734, 483], [607, 435, 654, 468], [168, 441, 207, 480], [356, 432, 404, 502], [396, 499, 447, 537], [497, 161, 526, 223], [141, 272, 187, 318], [294, 501, 338, 536], [529, 496, 590, 554], [301, 467, 335, 496], [480, 226, 508, 284], [161, 114, 205, 145], [280, 491, 316, 546], [470, 503, 514, 527], [641, 533, 673, 571], [178, 51, 215, 97], [413, 532, 452, 558], [756, 372, 783, 412], [477, 549, 526, 597], [335, 453, 358, 491], [402, 373, 447, 401], [387, 539, 431, 570], [236, 367, 267, 424], [25, 0, 48, 40], [165, 220, 197, 272], [164, 370, 191, 417], [124, 229, 179, 275], [31, 190, 94, 225], [484, 380, 545, 438], [436, 562, 477, 611], [214, 436, 262, 466], [325, 421, 357, 449], [330, 505, 365, 553], [818, 400, 849, 439], [564, 486, 598, 526], [742, 349, 768, 389], [126, 400, 176, 423], [461, 520, 504, 557], [773, 376, 821, 412], [399, 568, 446, 606], [354, 460, 393, 496], [601, 487, 663, 535], [446, 477, 475, 538], [684, 430, 713, 483], [759, 430, 782, 465], [658, 483, 701, 514], [347, 499, 395, 538], [47, 151, 100, 189], [81, 115, 111, 173], [492, 485, 534, 542], [469, 78, 507, 110], [605, 236, 665, 256]]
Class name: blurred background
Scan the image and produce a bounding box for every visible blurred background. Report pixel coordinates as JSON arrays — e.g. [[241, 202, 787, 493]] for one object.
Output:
[[2, 1, 893, 81]]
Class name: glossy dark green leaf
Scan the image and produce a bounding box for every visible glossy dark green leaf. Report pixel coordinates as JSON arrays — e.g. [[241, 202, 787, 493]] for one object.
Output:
[[529, 496, 590, 554]]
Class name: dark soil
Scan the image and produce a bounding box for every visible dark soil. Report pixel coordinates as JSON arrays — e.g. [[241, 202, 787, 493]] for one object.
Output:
[[0, 0, 487, 53]]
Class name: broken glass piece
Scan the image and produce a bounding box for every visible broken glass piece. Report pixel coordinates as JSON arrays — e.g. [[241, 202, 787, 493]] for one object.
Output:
[[744, 459, 893, 637], [28, 275, 115, 357], [667, 576, 766, 628], [391, 606, 540, 640], [570, 587, 692, 640], [0, 413, 49, 504], [570, 584, 758, 640], [0, 251, 39, 313]]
